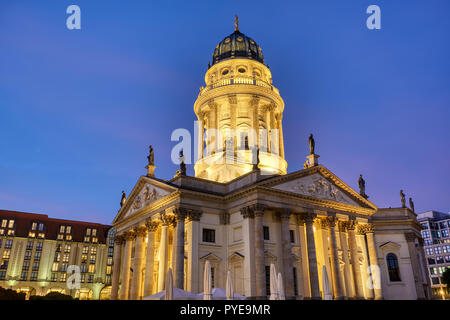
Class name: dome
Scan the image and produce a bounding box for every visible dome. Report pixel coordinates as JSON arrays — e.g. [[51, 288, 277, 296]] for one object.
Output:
[[212, 29, 264, 66]]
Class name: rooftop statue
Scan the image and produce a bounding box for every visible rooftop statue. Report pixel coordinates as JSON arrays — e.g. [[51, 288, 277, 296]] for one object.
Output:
[[120, 190, 126, 208], [147, 145, 154, 166], [308, 133, 315, 155], [409, 197, 415, 213], [400, 190, 406, 208], [358, 174, 368, 199]]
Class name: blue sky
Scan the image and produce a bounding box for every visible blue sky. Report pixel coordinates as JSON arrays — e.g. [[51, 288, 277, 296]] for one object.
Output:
[[0, 1, 449, 224]]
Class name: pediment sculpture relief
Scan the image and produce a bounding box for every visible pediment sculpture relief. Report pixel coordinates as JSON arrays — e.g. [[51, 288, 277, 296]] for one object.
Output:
[[290, 177, 351, 204]]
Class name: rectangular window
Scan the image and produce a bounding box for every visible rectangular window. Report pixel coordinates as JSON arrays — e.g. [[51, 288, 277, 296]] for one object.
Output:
[[20, 271, 28, 281], [52, 262, 59, 272], [81, 255, 87, 263], [64, 244, 71, 253], [293, 267, 298, 296], [59, 273, 66, 282], [32, 261, 40, 271], [22, 261, 30, 271], [1, 220, 7, 228], [211, 267, 215, 288], [26, 242, 34, 250], [0, 239, 2, 248], [66, 235, 72, 241], [24, 251, 32, 260], [202, 229, 216, 243], [437, 256, 444, 264], [30, 272, 38, 281], [81, 264, 87, 273], [89, 256, 96, 264], [0, 261, 7, 270], [263, 226, 270, 241], [442, 230, 449, 238], [106, 266, 112, 275], [38, 223, 44, 231], [59, 226, 65, 233], [108, 247, 114, 257], [92, 229, 97, 237], [31, 222, 37, 230], [290, 230, 295, 243], [66, 226, 71, 234], [82, 246, 89, 254], [54, 252, 61, 262], [8, 220, 14, 229], [81, 274, 86, 283], [5, 239, 13, 249], [435, 247, 442, 254], [51, 273, 57, 282], [265, 265, 271, 295], [0, 271, 6, 280], [34, 251, 41, 261], [63, 253, 70, 263], [36, 242, 43, 251], [3, 249, 11, 259], [428, 258, 436, 265], [88, 264, 95, 273], [88, 274, 94, 283], [90, 247, 97, 255], [86, 228, 91, 236], [107, 257, 113, 265], [57, 234, 64, 240], [61, 263, 68, 272]]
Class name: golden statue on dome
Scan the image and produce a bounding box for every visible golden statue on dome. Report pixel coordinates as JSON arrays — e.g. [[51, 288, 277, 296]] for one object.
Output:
[[234, 14, 239, 32]]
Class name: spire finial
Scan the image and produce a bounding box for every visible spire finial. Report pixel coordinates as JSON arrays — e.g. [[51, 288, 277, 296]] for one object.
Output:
[[234, 14, 239, 32]]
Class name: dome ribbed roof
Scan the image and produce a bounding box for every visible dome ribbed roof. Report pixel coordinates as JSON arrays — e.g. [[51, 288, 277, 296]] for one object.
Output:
[[212, 30, 264, 66]]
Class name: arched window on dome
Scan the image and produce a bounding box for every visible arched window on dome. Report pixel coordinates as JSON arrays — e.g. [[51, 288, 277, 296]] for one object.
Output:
[[386, 253, 401, 282]]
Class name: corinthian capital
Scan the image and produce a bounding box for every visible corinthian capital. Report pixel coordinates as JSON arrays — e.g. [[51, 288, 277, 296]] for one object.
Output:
[[145, 220, 159, 232], [124, 230, 136, 241], [173, 207, 188, 222], [186, 209, 202, 222], [134, 226, 147, 237], [161, 213, 176, 226]]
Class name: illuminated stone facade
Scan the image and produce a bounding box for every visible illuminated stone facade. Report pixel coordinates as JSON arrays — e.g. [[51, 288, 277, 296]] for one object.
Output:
[[111, 23, 431, 300], [0, 210, 113, 300]]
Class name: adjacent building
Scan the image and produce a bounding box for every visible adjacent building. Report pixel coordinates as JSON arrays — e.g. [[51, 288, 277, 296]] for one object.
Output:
[[110, 20, 431, 300], [417, 210, 450, 299], [0, 210, 114, 299]]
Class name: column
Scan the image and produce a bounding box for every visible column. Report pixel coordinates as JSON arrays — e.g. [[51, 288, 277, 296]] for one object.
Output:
[[365, 224, 383, 300], [337, 221, 353, 298], [229, 95, 237, 155], [158, 214, 173, 291], [130, 226, 147, 300], [253, 204, 266, 298], [324, 217, 344, 299], [296, 215, 311, 298], [277, 115, 285, 158], [187, 210, 202, 293], [143, 220, 159, 296], [241, 206, 256, 297], [119, 230, 135, 300], [197, 116, 204, 160], [303, 213, 321, 299], [110, 235, 123, 300], [356, 225, 374, 299], [280, 209, 294, 297], [174, 208, 187, 289], [346, 221, 365, 299]]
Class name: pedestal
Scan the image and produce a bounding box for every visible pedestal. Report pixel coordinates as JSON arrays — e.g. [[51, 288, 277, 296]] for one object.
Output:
[[146, 165, 156, 177], [306, 154, 320, 167]]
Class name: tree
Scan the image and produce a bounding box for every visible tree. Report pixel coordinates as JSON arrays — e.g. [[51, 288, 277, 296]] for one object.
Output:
[[442, 268, 450, 292], [0, 287, 26, 300]]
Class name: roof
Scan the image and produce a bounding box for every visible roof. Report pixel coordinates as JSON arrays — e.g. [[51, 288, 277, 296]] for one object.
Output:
[[212, 30, 264, 66], [0, 209, 112, 243], [417, 210, 450, 222]]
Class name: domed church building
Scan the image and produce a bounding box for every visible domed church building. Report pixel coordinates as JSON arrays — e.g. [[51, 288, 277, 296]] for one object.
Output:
[[111, 19, 431, 300]]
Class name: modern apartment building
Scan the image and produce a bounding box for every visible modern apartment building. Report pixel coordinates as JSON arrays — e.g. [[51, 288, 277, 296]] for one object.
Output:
[[417, 211, 450, 299], [0, 210, 114, 299]]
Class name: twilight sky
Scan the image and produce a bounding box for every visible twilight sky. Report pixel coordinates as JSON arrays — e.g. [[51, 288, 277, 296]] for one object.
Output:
[[0, 1, 449, 224]]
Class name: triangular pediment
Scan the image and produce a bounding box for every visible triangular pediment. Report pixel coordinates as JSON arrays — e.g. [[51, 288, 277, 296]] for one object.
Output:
[[112, 176, 178, 224], [200, 252, 222, 262], [262, 165, 377, 210]]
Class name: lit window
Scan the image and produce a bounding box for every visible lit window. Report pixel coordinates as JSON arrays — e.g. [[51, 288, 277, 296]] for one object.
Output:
[[81, 255, 87, 263], [88, 264, 95, 273], [86, 228, 91, 236], [84, 236, 90, 242], [64, 244, 71, 253], [51, 273, 57, 282], [37, 233, 45, 238], [66, 226, 71, 234], [92, 229, 97, 237], [90, 247, 97, 255], [8, 220, 14, 229], [31, 222, 37, 230], [59, 273, 66, 282], [0, 260, 8, 270], [7, 229, 14, 236], [1, 220, 7, 228], [82, 246, 89, 254], [66, 235, 72, 241], [59, 226, 65, 233], [54, 252, 61, 262], [57, 234, 64, 240], [92, 237, 98, 243], [63, 254, 70, 263], [52, 262, 59, 272], [3, 250, 11, 259]]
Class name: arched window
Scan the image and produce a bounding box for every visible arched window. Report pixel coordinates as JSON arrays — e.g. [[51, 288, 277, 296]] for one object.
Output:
[[386, 253, 401, 282]]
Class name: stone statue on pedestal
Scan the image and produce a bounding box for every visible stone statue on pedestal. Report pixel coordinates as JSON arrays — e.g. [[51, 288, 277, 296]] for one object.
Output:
[[400, 190, 406, 208], [409, 197, 415, 213], [358, 174, 368, 199], [147, 145, 154, 166], [308, 134, 315, 155], [179, 150, 186, 175], [120, 191, 126, 208]]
